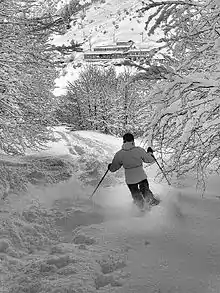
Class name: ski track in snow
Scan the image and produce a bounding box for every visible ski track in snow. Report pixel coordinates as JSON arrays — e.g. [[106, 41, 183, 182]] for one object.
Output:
[[1, 128, 220, 293]]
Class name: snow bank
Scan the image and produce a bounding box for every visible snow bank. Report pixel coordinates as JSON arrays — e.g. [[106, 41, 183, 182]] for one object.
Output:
[[0, 180, 129, 293]]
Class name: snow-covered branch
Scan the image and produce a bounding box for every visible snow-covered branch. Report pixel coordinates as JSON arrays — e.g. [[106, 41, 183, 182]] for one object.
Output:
[[136, 0, 220, 188]]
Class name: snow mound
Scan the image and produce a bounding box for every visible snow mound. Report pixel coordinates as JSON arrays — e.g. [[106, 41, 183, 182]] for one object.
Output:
[[0, 153, 75, 200], [0, 196, 131, 293]]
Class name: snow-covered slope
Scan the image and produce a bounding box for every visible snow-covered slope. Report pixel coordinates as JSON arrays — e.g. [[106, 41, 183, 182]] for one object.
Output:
[[53, 0, 159, 49], [53, 0, 162, 95], [1, 128, 220, 293]]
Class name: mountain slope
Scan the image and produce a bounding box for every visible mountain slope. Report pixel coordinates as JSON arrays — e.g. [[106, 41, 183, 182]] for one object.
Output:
[[52, 0, 162, 95], [53, 0, 159, 48]]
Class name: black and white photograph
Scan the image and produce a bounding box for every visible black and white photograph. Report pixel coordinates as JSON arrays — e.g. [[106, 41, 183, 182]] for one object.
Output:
[[1, 0, 220, 292]]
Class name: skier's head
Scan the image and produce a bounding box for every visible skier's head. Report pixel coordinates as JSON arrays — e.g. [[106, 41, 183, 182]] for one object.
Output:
[[123, 133, 134, 143]]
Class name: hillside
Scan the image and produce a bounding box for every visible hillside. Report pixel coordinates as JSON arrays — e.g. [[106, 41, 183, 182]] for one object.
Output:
[[53, 0, 160, 48], [52, 0, 162, 95]]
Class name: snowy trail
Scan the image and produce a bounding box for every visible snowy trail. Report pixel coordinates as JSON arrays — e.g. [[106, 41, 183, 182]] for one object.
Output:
[[2, 129, 220, 292], [113, 188, 220, 293], [2, 172, 220, 292], [48, 178, 220, 293], [119, 202, 220, 293]]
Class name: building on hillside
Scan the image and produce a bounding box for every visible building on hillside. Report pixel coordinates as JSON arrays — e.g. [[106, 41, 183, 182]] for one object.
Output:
[[93, 40, 134, 52], [83, 40, 150, 62], [93, 44, 131, 52], [116, 40, 134, 46], [84, 51, 127, 62], [127, 49, 150, 60]]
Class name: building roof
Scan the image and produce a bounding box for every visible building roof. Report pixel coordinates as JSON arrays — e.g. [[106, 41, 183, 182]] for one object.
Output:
[[116, 40, 134, 44], [94, 45, 131, 50], [84, 50, 126, 55], [128, 49, 150, 52]]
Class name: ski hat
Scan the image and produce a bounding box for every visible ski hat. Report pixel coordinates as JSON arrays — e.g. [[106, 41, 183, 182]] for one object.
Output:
[[123, 133, 134, 143]]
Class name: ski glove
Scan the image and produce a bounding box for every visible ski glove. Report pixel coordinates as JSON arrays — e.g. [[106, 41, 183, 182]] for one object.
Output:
[[108, 163, 112, 170], [147, 147, 154, 153]]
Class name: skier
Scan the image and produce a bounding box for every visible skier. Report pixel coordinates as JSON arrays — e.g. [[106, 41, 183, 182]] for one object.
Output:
[[108, 133, 160, 209]]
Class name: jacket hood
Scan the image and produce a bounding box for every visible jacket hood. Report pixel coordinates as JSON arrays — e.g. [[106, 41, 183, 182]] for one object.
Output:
[[122, 141, 135, 151]]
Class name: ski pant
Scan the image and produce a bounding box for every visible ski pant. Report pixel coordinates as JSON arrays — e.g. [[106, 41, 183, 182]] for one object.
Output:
[[127, 179, 155, 203]]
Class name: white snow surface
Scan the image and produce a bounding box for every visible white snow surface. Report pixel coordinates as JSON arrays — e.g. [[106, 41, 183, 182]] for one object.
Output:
[[1, 127, 220, 293]]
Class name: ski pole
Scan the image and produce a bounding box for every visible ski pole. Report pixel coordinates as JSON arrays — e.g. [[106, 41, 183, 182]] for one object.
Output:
[[152, 155, 171, 186], [90, 169, 109, 197]]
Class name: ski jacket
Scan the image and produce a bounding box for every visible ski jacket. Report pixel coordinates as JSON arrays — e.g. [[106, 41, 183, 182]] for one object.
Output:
[[109, 141, 155, 184]]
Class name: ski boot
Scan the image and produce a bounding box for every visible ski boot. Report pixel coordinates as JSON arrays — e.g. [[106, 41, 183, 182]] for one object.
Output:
[[150, 197, 160, 206], [133, 199, 145, 211]]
